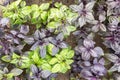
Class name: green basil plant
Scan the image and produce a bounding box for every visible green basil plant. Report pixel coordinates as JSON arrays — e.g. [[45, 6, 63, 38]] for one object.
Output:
[[1, 0, 78, 36]]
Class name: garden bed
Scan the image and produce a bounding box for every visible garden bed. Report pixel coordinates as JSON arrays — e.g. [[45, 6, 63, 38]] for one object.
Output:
[[0, 0, 120, 80]]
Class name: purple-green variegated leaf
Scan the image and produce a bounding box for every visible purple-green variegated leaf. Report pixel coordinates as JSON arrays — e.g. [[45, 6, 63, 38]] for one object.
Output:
[[85, 1, 95, 11], [70, 3, 83, 12], [105, 54, 119, 62], [78, 16, 86, 27], [110, 42, 120, 52], [109, 64, 119, 72], [3, 67, 9, 73], [99, 14, 106, 22], [86, 12, 95, 21], [100, 24, 106, 32], [92, 25, 99, 32], [10, 68, 23, 76]]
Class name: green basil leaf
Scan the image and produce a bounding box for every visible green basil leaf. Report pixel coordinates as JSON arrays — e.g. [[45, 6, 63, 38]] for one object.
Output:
[[47, 21, 61, 29], [64, 26, 76, 36], [32, 48, 40, 64], [39, 3, 50, 10], [52, 64, 61, 73], [60, 5, 68, 12], [41, 63, 51, 71], [20, 56, 31, 68], [60, 48, 68, 57], [60, 62, 68, 73], [0, 73, 3, 80], [10, 59, 18, 64], [33, 10, 40, 18], [55, 54, 64, 61], [47, 44, 54, 55], [31, 4, 39, 11], [65, 60, 73, 65], [21, 6, 31, 15], [49, 58, 58, 65], [1, 55, 11, 62], [20, 1, 26, 7], [6, 73, 14, 79], [41, 11, 48, 21], [12, 53, 20, 59], [54, 2, 62, 8], [66, 50, 74, 59]]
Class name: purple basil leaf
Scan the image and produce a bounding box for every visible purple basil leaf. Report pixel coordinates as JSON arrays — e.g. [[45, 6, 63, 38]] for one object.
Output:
[[90, 49, 98, 57], [20, 25, 29, 34], [56, 33, 64, 41], [10, 30, 17, 35], [31, 64, 38, 74], [93, 47, 104, 56], [30, 42, 39, 50], [99, 58, 105, 65], [41, 70, 51, 78], [34, 30, 41, 40], [24, 37, 35, 44], [81, 69, 93, 77], [17, 34, 25, 38], [91, 64, 106, 76], [81, 51, 90, 60], [83, 39, 95, 48], [52, 46, 59, 56], [59, 42, 68, 48], [13, 38, 20, 44], [40, 46, 46, 58], [48, 37, 57, 45], [0, 18, 9, 27]]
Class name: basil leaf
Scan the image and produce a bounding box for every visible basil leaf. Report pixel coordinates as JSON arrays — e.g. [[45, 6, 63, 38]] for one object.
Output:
[[49, 58, 58, 65], [52, 64, 61, 73], [1, 55, 11, 62], [10, 68, 23, 76]]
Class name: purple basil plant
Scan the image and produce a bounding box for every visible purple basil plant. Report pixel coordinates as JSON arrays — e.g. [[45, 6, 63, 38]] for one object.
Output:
[[75, 38, 104, 60]]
